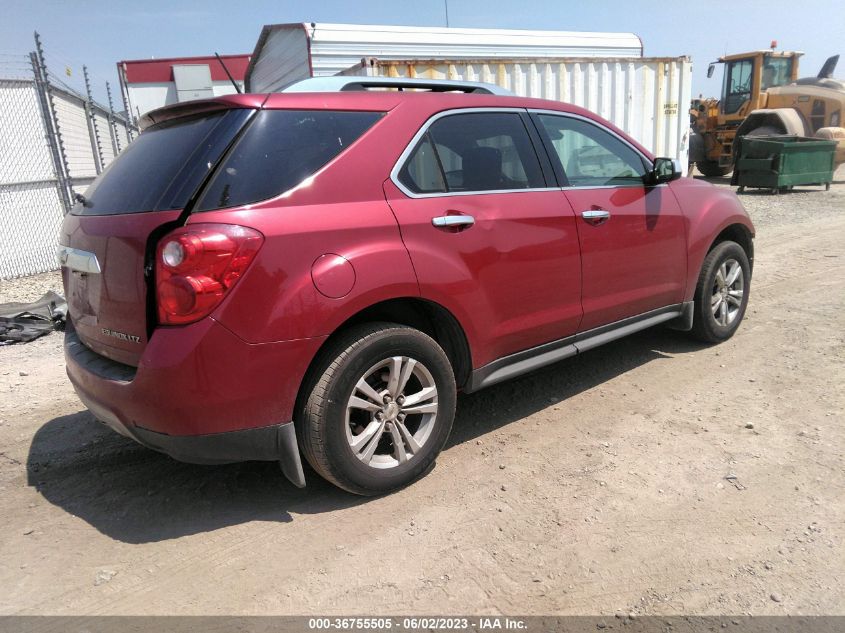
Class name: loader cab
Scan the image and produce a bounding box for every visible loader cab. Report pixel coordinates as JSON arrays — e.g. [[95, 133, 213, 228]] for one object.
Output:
[[707, 51, 802, 119]]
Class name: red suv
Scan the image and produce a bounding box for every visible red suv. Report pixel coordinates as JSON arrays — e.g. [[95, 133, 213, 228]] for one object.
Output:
[[60, 78, 754, 495]]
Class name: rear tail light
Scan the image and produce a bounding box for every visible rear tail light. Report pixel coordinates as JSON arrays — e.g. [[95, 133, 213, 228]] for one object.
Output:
[[156, 224, 263, 325]]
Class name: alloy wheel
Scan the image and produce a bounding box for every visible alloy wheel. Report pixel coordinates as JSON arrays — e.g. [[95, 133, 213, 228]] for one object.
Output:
[[711, 258, 745, 327], [345, 356, 439, 469]]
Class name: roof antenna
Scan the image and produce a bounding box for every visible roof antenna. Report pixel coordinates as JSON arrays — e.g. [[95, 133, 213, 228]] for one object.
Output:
[[215, 52, 241, 93], [444, 0, 450, 27]]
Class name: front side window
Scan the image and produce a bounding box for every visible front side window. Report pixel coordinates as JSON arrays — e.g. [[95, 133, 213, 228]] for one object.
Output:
[[196, 109, 382, 211], [397, 111, 545, 194], [723, 59, 754, 114], [536, 114, 647, 187]]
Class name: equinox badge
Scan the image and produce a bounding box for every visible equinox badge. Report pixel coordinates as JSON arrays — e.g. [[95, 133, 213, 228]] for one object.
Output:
[[101, 328, 141, 344]]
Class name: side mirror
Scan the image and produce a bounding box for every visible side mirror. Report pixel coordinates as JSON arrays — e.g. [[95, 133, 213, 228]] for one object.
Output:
[[647, 157, 682, 185], [707, 64, 715, 79]]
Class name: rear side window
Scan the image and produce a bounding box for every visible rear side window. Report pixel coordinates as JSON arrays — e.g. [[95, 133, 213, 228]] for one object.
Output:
[[74, 110, 248, 215], [196, 110, 382, 211], [398, 112, 545, 194]]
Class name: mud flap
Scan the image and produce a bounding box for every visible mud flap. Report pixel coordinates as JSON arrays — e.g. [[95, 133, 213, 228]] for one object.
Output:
[[278, 422, 306, 488], [666, 301, 695, 332]]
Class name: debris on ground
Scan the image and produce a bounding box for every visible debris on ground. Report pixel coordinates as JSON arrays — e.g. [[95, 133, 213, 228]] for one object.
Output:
[[0, 292, 66, 345], [94, 570, 117, 586]]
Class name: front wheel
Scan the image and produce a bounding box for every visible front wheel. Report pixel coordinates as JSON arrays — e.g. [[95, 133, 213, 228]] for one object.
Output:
[[691, 241, 751, 343], [297, 323, 456, 495]]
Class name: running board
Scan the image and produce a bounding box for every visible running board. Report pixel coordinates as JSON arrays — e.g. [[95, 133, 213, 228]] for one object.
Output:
[[465, 303, 691, 393]]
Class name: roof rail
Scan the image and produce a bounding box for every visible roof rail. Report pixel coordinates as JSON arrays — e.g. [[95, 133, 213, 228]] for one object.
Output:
[[279, 76, 512, 95]]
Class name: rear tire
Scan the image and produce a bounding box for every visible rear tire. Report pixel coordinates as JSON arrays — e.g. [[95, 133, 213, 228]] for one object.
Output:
[[297, 322, 456, 496], [696, 159, 732, 177], [691, 241, 751, 343]]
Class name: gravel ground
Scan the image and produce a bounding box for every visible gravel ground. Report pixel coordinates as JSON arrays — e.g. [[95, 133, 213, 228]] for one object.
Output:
[[0, 270, 64, 305], [0, 167, 843, 616], [696, 166, 845, 229]]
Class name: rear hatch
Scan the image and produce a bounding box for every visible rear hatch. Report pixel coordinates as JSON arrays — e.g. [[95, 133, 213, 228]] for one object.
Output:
[[60, 103, 254, 366]]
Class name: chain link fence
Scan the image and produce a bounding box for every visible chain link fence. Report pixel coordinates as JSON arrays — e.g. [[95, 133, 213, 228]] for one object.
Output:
[[0, 38, 137, 280]]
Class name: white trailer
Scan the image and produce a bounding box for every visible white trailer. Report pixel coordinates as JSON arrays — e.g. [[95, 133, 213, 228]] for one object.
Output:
[[245, 23, 643, 93], [340, 56, 693, 172]]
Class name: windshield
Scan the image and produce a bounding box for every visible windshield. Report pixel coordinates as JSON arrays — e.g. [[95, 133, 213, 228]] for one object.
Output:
[[761, 56, 794, 89], [72, 109, 251, 216]]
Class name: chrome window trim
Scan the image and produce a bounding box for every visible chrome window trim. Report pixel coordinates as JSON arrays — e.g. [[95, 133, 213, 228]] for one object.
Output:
[[560, 183, 667, 190], [527, 108, 661, 190], [390, 107, 556, 199], [390, 106, 663, 198], [395, 186, 563, 199]]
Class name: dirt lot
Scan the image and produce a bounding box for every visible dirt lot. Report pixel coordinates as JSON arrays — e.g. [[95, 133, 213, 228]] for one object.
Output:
[[0, 170, 843, 616]]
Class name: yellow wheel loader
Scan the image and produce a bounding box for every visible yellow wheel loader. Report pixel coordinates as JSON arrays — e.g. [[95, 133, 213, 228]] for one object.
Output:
[[690, 47, 845, 177]]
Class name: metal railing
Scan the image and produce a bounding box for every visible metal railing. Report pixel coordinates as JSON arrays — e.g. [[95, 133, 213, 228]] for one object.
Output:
[[0, 34, 137, 279]]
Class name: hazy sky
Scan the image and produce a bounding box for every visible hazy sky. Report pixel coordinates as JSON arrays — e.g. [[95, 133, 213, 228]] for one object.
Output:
[[2, 0, 843, 104]]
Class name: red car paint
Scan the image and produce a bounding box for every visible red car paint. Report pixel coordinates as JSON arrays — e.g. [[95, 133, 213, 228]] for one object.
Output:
[[66, 317, 324, 436], [62, 210, 181, 366], [383, 182, 583, 367], [61, 90, 755, 468], [564, 183, 687, 331]]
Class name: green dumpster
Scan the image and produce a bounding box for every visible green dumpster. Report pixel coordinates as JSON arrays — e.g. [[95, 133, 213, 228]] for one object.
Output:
[[733, 135, 836, 194]]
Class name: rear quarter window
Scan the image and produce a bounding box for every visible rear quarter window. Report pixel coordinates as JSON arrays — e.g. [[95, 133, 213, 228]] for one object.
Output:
[[73, 110, 248, 215], [196, 110, 383, 211]]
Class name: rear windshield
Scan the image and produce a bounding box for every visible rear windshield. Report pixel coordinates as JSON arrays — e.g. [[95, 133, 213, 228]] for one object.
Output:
[[195, 109, 383, 211], [72, 109, 250, 216]]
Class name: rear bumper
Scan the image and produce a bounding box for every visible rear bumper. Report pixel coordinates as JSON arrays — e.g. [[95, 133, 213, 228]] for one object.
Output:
[[75, 385, 304, 487], [65, 319, 326, 487]]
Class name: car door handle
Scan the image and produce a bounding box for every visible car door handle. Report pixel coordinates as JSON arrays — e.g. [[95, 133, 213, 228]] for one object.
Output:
[[432, 214, 475, 229], [581, 209, 611, 226]]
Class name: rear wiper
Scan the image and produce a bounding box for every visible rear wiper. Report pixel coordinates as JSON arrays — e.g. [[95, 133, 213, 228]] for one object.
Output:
[[73, 192, 91, 208]]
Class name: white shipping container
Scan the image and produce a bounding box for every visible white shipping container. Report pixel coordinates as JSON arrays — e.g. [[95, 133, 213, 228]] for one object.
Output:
[[246, 23, 643, 93], [341, 57, 692, 172]]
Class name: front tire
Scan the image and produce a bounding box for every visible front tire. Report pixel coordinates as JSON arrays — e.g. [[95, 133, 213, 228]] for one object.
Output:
[[691, 241, 751, 343], [297, 323, 456, 496]]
